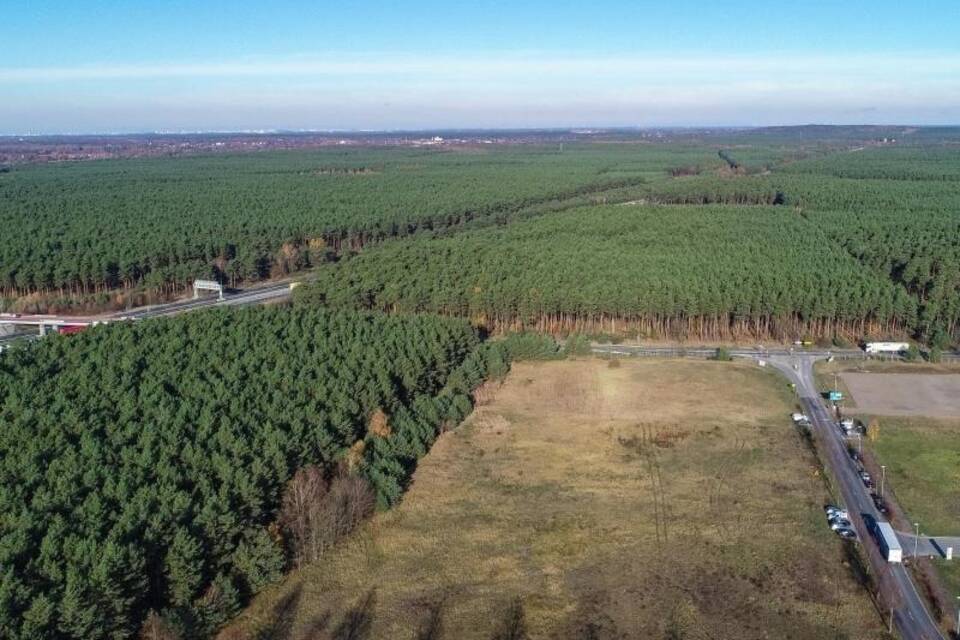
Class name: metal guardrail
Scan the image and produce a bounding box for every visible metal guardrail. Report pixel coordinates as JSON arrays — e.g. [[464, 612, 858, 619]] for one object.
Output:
[[593, 347, 716, 359], [593, 346, 960, 364]]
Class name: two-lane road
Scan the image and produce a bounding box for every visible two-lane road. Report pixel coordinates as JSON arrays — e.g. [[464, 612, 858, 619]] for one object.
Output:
[[119, 282, 293, 320], [0, 281, 295, 332], [770, 355, 944, 640]]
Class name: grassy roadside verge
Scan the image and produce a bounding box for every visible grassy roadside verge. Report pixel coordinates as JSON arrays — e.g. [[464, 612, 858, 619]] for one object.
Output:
[[846, 412, 960, 632]]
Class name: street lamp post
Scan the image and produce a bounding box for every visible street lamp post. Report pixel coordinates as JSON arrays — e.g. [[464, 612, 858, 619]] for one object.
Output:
[[880, 465, 886, 498], [915, 523, 920, 559]]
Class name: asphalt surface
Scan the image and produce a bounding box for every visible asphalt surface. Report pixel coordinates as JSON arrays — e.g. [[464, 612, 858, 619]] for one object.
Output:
[[592, 344, 860, 358], [0, 282, 294, 329], [0, 331, 37, 351], [768, 354, 945, 640], [899, 533, 960, 560], [118, 282, 293, 319]]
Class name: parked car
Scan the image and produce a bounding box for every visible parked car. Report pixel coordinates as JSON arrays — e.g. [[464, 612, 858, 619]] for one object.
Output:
[[830, 517, 853, 530], [860, 471, 874, 488], [836, 527, 857, 540], [872, 494, 888, 514], [825, 505, 848, 518]]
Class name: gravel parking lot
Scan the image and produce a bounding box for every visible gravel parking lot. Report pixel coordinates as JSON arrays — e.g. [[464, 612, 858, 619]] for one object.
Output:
[[841, 373, 960, 417]]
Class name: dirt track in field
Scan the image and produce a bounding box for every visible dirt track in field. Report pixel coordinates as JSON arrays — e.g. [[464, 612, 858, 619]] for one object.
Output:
[[841, 373, 960, 418]]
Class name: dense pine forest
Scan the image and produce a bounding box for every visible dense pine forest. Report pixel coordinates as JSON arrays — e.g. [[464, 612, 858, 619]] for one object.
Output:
[[294, 204, 917, 340], [7, 133, 958, 343], [639, 151, 960, 341], [2, 128, 960, 638], [0, 145, 720, 303], [0, 308, 508, 639], [292, 140, 960, 343]]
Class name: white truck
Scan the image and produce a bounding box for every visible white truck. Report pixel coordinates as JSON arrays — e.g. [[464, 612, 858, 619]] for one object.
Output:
[[864, 342, 910, 354], [873, 520, 903, 563]]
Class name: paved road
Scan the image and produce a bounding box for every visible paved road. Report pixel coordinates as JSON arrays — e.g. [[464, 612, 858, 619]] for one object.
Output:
[[768, 354, 945, 640], [898, 533, 960, 560], [592, 344, 862, 359], [118, 282, 292, 320], [0, 331, 38, 351], [0, 282, 294, 330]]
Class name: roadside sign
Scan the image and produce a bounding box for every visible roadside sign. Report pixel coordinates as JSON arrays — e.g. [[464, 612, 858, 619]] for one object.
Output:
[[828, 391, 843, 401]]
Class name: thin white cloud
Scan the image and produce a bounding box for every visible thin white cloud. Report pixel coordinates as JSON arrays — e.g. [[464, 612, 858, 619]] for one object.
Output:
[[2, 51, 958, 132], [2, 52, 960, 82]]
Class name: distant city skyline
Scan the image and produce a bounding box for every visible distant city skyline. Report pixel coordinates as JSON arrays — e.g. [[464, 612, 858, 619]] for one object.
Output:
[[2, 0, 958, 134]]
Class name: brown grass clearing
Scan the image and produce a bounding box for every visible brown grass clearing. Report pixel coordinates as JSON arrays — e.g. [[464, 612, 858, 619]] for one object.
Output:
[[224, 359, 887, 640]]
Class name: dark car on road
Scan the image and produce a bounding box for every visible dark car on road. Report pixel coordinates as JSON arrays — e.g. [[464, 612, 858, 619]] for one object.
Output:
[[872, 493, 888, 514]]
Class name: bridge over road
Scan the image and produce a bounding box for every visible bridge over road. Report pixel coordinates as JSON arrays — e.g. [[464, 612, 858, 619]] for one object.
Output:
[[0, 281, 294, 337]]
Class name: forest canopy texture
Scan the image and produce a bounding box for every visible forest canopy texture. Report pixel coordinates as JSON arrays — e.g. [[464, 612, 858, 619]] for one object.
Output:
[[295, 143, 960, 342], [0, 308, 507, 639], [0, 146, 687, 298], [295, 204, 918, 340]]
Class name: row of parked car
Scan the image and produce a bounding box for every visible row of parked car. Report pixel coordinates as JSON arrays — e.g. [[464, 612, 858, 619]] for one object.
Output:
[[837, 417, 865, 436], [792, 413, 888, 539], [846, 448, 889, 514], [825, 505, 857, 539]]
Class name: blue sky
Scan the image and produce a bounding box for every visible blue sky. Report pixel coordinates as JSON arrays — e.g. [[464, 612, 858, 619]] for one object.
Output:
[[1, 0, 958, 133]]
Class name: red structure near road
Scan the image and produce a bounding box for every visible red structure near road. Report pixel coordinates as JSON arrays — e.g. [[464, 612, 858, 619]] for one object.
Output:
[[56, 325, 87, 335]]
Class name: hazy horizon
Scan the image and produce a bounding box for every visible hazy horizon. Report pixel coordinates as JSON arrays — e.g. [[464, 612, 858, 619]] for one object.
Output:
[[3, 1, 958, 134], [3, 123, 959, 139]]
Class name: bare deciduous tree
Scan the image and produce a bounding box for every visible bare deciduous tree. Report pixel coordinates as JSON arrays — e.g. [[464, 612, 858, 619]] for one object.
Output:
[[281, 465, 328, 568], [280, 465, 375, 568]]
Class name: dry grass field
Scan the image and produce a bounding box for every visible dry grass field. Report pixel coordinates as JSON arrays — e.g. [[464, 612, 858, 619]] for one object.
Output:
[[225, 359, 886, 640]]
